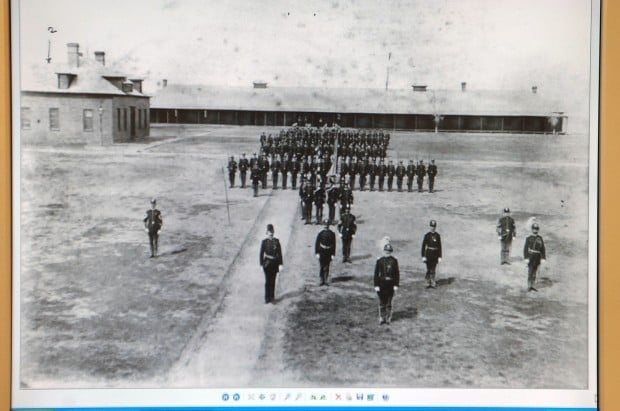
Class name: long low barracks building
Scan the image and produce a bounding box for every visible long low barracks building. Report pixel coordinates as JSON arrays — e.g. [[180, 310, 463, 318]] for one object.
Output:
[[150, 81, 567, 134]]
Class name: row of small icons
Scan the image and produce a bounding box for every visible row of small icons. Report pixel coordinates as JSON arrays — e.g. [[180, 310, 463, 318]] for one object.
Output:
[[221, 392, 390, 402]]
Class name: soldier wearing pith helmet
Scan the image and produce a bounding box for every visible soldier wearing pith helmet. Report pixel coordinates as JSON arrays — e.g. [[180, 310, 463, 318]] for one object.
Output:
[[374, 242, 400, 325], [421, 219, 442, 288]]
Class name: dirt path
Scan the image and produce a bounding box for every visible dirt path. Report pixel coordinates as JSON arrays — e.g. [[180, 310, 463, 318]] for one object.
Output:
[[166, 188, 301, 387]]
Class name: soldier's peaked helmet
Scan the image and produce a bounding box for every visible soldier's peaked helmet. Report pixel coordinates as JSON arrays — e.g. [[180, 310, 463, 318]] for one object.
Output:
[[430, 220, 437, 227]]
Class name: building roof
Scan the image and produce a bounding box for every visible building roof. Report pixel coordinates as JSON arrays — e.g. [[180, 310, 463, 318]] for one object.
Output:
[[150, 84, 562, 116], [21, 57, 149, 98]]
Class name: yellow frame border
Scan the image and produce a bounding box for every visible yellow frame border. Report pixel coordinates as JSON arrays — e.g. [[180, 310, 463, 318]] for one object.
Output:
[[0, 0, 617, 409]]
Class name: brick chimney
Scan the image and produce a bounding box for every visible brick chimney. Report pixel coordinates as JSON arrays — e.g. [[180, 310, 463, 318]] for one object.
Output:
[[461, 82, 467, 92], [253, 81, 268, 89], [67, 43, 80, 67], [94, 51, 105, 66], [531, 86, 538, 94], [162, 79, 168, 88]]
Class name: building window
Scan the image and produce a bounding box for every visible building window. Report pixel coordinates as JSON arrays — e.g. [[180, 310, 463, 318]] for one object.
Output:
[[21, 107, 31, 130], [117, 108, 121, 131], [83, 109, 94, 131], [49, 108, 60, 131]]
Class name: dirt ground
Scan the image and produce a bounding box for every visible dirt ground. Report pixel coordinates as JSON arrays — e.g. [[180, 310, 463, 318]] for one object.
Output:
[[18, 125, 591, 389]]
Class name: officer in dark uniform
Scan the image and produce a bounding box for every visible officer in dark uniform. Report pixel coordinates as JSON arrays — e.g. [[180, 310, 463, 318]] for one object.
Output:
[[386, 160, 396, 192], [259, 224, 283, 303], [523, 223, 546, 292], [250, 164, 261, 197], [374, 242, 400, 325], [315, 220, 336, 286], [239, 153, 249, 188], [427, 159, 438, 193], [416, 160, 426, 192], [338, 208, 357, 263], [406, 160, 416, 192], [421, 220, 442, 288], [143, 198, 163, 258], [497, 207, 516, 265], [326, 178, 340, 224], [313, 183, 326, 224], [227, 156, 237, 188], [395, 160, 406, 192]]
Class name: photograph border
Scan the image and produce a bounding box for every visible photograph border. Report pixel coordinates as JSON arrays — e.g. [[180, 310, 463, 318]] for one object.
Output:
[[0, 0, 617, 409]]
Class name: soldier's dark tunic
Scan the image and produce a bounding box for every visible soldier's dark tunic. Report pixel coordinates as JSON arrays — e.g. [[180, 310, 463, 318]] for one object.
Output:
[[144, 208, 163, 258], [369, 162, 377, 191], [262, 158, 270, 189], [395, 163, 406, 192], [339, 187, 354, 217], [421, 231, 442, 287], [251, 166, 261, 197], [259, 236, 283, 303], [378, 162, 386, 191], [313, 186, 326, 224], [326, 184, 340, 224], [497, 215, 516, 264], [374, 254, 400, 324], [281, 157, 290, 189], [427, 162, 438, 192], [239, 157, 249, 188], [387, 163, 396, 192], [227, 159, 237, 188], [271, 158, 281, 189], [337, 212, 357, 262], [524, 234, 546, 290], [417, 163, 426, 192], [406, 163, 416, 192], [303, 184, 314, 224], [291, 158, 301, 189], [315, 227, 336, 285]]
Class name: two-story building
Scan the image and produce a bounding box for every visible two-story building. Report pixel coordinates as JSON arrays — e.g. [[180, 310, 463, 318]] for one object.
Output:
[[20, 43, 150, 145]]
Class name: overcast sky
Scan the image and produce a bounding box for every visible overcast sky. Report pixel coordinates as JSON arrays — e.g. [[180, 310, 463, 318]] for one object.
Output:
[[17, 0, 595, 98]]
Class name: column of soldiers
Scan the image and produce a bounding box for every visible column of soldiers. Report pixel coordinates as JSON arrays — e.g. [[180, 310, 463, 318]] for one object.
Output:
[[338, 158, 438, 193]]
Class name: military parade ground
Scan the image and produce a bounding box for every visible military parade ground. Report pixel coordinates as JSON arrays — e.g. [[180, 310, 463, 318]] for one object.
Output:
[[19, 124, 589, 389]]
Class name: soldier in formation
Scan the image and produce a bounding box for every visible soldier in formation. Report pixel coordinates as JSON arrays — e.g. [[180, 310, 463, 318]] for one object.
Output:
[[427, 159, 438, 193], [239, 153, 249, 188], [416, 160, 426, 192], [227, 156, 237, 188]]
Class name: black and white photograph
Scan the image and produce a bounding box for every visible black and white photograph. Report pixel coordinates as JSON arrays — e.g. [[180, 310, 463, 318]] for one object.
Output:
[[12, 0, 598, 405]]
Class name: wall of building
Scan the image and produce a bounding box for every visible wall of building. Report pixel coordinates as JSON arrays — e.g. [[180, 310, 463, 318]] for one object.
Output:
[[111, 96, 150, 142], [150, 108, 565, 134], [20, 93, 115, 145], [20, 93, 151, 145]]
